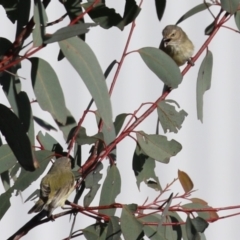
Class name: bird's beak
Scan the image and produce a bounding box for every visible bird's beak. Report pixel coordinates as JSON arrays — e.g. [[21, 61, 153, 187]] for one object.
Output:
[[163, 38, 170, 47]]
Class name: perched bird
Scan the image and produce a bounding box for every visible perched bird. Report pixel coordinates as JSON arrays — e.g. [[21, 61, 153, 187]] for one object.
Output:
[[28, 157, 75, 217], [160, 25, 194, 66]]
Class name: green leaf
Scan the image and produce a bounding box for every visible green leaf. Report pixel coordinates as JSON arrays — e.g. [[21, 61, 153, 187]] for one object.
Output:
[[182, 203, 212, 220], [83, 223, 108, 240], [176, 3, 212, 25], [169, 212, 188, 240], [17, 91, 35, 145], [121, 205, 143, 240], [0, 145, 17, 174], [13, 150, 52, 192], [30, 57, 68, 124], [59, 37, 113, 128], [83, 3, 123, 30], [99, 165, 121, 216], [76, 127, 104, 145], [55, 112, 76, 141], [0, 104, 37, 171], [196, 50, 213, 122], [120, 0, 141, 28], [138, 47, 182, 89], [234, 11, 240, 31], [33, 116, 57, 131], [220, 0, 239, 14], [191, 217, 209, 233], [186, 216, 200, 240], [155, 0, 166, 21], [44, 23, 96, 44], [132, 144, 161, 190], [1, 171, 10, 191], [204, 20, 215, 35], [84, 162, 103, 207], [136, 131, 182, 163], [37, 131, 58, 151], [157, 100, 188, 133], [24, 189, 40, 203], [33, 0, 48, 47], [106, 216, 121, 240], [114, 113, 128, 135], [0, 190, 12, 220], [140, 214, 166, 240], [0, 0, 18, 23]]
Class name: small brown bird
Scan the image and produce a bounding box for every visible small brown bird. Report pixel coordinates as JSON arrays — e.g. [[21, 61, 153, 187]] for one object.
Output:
[[28, 157, 75, 217], [160, 25, 194, 66]]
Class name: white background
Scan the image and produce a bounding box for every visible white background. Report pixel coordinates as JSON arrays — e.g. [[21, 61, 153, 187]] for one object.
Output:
[[1, 0, 240, 239]]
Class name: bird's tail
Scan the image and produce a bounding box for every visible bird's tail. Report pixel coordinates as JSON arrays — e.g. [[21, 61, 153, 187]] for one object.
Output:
[[28, 199, 44, 214]]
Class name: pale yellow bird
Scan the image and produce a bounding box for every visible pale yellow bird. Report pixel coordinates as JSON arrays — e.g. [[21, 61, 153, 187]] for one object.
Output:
[[160, 25, 194, 66]]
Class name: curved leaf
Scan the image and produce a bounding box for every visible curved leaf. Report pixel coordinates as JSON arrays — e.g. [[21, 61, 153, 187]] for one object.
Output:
[[132, 144, 161, 190], [178, 169, 194, 193], [157, 100, 188, 133], [59, 37, 113, 128], [220, 0, 239, 14], [44, 23, 96, 44], [121, 205, 143, 240], [0, 145, 17, 174], [84, 162, 103, 207], [30, 57, 68, 124], [234, 11, 240, 31], [176, 3, 212, 25], [138, 47, 182, 89], [196, 50, 213, 122], [136, 131, 182, 163], [13, 150, 52, 192], [0, 104, 37, 171], [0, 190, 12, 220], [155, 0, 166, 21], [99, 165, 121, 216], [106, 216, 121, 239]]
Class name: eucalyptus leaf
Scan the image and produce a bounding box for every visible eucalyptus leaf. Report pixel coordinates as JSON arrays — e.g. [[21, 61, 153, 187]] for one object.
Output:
[[84, 162, 103, 207], [176, 3, 212, 25], [220, 0, 239, 14], [59, 37, 113, 128], [136, 131, 182, 163], [121, 205, 143, 240], [138, 47, 182, 89], [99, 165, 121, 216], [30, 57, 68, 124], [196, 50, 213, 122], [155, 0, 166, 21], [157, 100, 188, 133], [0, 145, 17, 174]]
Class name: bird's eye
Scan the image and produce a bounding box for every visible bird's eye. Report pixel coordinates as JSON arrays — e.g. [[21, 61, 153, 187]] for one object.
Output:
[[171, 33, 175, 37]]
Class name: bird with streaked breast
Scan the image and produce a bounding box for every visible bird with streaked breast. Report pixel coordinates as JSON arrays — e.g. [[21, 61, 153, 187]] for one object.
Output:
[[160, 25, 194, 66]]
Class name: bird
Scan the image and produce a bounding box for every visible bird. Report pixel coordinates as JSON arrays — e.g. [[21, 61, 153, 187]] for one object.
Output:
[[160, 25, 194, 66], [28, 157, 75, 218]]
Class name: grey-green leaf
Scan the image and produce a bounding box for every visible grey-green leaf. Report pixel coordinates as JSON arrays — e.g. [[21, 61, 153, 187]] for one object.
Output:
[[30, 57, 68, 124], [196, 50, 213, 122], [84, 162, 103, 207], [138, 47, 182, 89], [220, 0, 239, 14], [136, 131, 182, 163], [106, 216, 121, 240], [0, 145, 17, 174], [44, 23, 97, 44], [59, 37, 113, 128], [176, 3, 212, 25], [13, 150, 52, 192], [83, 223, 108, 240], [99, 165, 121, 216], [121, 205, 143, 240], [234, 11, 240, 31], [157, 100, 188, 133], [132, 144, 161, 190], [33, 0, 48, 47], [0, 190, 12, 220]]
